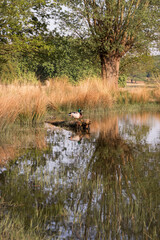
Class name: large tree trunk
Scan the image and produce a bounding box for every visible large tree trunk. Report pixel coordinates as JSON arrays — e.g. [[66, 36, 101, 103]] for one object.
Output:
[[100, 55, 120, 89]]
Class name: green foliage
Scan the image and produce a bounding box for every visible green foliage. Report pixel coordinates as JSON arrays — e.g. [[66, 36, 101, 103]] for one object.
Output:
[[0, 60, 38, 84], [53, 0, 160, 84], [0, 0, 50, 76], [0, 0, 159, 84], [120, 54, 160, 82], [12, 34, 100, 82], [55, 0, 160, 56], [0, 61, 17, 83], [46, 36, 100, 82], [118, 75, 127, 88]]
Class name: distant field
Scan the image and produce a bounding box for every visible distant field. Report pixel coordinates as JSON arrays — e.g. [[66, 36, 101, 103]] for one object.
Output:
[[126, 80, 156, 89]]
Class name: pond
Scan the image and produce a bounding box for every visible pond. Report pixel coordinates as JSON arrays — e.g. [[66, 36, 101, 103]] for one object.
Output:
[[0, 111, 160, 239]]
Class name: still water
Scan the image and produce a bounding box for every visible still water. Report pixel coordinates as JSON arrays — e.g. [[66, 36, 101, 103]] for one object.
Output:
[[0, 112, 160, 239]]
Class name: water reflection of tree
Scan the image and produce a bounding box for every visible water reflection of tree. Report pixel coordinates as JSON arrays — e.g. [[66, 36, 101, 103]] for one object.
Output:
[[0, 117, 160, 239], [73, 124, 160, 239]]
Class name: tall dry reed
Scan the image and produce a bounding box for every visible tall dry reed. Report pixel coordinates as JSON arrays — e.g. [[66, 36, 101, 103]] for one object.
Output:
[[0, 78, 158, 128], [0, 84, 47, 128], [47, 78, 113, 109], [129, 88, 150, 103], [153, 87, 160, 103], [118, 88, 151, 104]]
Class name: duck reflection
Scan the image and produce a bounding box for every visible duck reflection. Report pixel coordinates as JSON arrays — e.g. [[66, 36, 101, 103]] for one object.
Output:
[[68, 132, 90, 144]]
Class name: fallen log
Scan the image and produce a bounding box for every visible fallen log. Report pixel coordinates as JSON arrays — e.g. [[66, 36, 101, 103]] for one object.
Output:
[[45, 119, 91, 131]]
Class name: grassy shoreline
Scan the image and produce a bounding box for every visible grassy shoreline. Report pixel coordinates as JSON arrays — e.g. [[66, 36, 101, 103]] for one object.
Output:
[[0, 78, 160, 129]]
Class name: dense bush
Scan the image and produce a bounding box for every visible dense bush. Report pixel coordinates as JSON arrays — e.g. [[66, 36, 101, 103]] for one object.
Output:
[[0, 35, 101, 83], [118, 75, 127, 88]]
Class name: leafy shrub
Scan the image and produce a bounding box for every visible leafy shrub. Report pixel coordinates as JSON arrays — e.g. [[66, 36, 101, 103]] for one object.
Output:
[[0, 61, 38, 84], [118, 75, 127, 88]]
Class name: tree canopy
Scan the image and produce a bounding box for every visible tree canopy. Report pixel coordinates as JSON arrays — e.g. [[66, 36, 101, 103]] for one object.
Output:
[[0, 0, 159, 85], [0, 0, 50, 61], [54, 0, 160, 87]]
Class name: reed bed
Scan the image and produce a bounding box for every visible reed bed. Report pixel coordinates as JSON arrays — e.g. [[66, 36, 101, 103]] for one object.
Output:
[[0, 79, 159, 128], [118, 87, 152, 104], [129, 88, 150, 103], [47, 78, 113, 109], [153, 87, 160, 103], [0, 212, 45, 240], [0, 85, 47, 128]]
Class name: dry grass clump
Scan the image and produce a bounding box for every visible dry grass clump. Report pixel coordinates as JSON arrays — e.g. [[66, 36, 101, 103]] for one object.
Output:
[[18, 86, 47, 121], [47, 78, 113, 109], [0, 78, 113, 127], [46, 78, 74, 108], [0, 85, 47, 128], [75, 78, 113, 107], [129, 88, 150, 103], [117, 90, 131, 104], [118, 88, 151, 104], [153, 87, 160, 103]]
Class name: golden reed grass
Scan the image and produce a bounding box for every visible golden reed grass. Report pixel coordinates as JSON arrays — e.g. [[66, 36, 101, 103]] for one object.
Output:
[[129, 88, 150, 103], [0, 79, 159, 128], [118, 87, 151, 104], [0, 84, 47, 128], [47, 78, 113, 109], [153, 87, 160, 103]]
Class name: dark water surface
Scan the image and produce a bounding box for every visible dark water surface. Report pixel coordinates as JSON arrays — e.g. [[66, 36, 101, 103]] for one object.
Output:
[[0, 112, 160, 239]]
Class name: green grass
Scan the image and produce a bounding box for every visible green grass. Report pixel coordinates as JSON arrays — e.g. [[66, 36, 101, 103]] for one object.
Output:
[[0, 211, 46, 240]]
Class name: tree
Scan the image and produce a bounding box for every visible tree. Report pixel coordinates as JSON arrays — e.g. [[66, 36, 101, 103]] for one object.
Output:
[[0, 0, 52, 82], [54, 0, 160, 88], [0, 0, 50, 63]]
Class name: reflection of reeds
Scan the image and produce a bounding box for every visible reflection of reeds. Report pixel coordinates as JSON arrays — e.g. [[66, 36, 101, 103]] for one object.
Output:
[[122, 112, 160, 125], [0, 121, 159, 239], [0, 146, 16, 165], [0, 127, 47, 166], [0, 212, 44, 240], [90, 115, 119, 138]]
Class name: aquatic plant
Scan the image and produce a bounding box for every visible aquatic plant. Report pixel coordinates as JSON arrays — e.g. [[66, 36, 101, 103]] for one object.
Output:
[[0, 211, 45, 240]]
